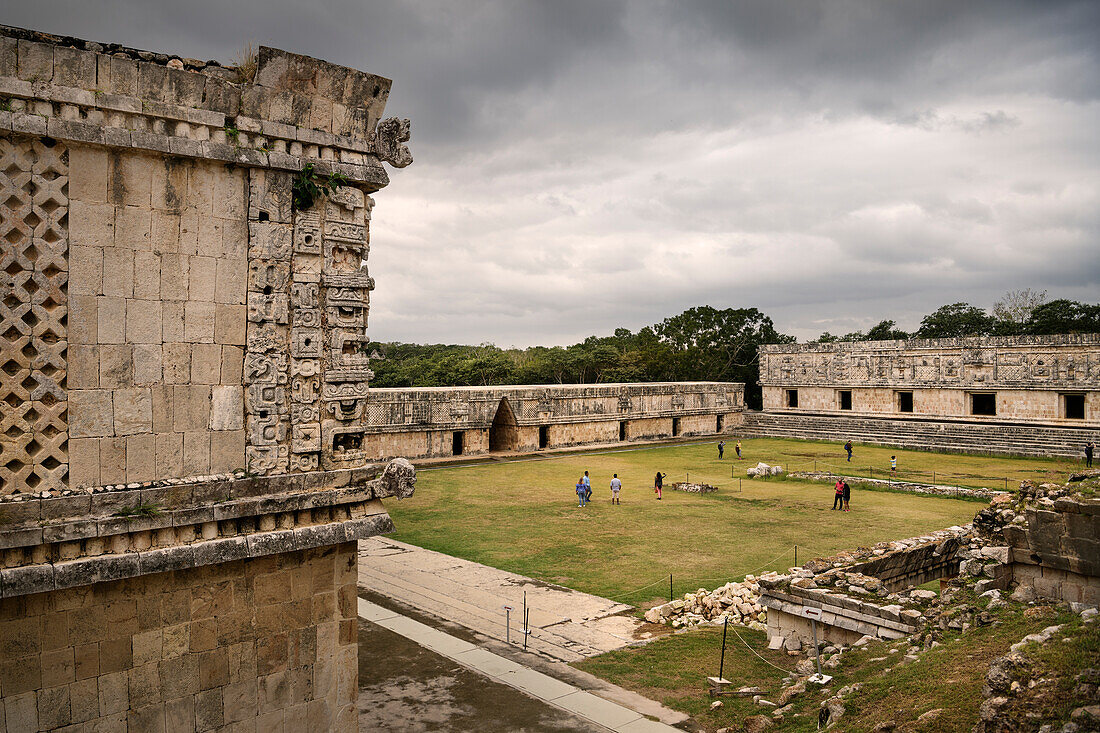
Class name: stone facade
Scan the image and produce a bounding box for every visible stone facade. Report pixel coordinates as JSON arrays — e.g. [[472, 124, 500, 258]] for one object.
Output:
[[0, 25, 414, 731], [751, 335, 1100, 457], [353, 382, 745, 460]]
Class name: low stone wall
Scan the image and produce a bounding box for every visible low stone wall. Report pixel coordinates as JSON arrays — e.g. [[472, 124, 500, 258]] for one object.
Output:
[[760, 525, 975, 647], [742, 410, 1099, 459], [790, 471, 1006, 501]]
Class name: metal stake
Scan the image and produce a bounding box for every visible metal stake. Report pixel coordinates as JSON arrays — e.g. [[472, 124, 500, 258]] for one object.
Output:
[[504, 606, 512, 643], [669, 574, 673, 603], [812, 618, 822, 678], [718, 617, 729, 681]]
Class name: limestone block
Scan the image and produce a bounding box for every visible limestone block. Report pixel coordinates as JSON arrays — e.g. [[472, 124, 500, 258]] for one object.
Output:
[[184, 301, 216, 343], [68, 344, 99, 390], [68, 437, 100, 488], [4, 690, 39, 730], [69, 389, 114, 438], [134, 344, 164, 385], [126, 299, 162, 344], [132, 251, 163, 301], [172, 385, 211, 432], [114, 388, 153, 436], [53, 45, 97, 88], [221, 218, 248, 260], [215, 258, 247, 305], [159, 253, 190, 301], [163, 343, 192, 384], [149, 211, 182, 256], [69, 245, 103, 296], [127, 433, 156, 482], [114, 205, 152, 251], [249, 260, 292, 294], [100, 437, 127, 485], [97, 296, 127, 344], [183, 431, 211, 475], [188, 256, 217, 301], [215, 305, 246, 346], [197, 217, 227, 258], [247, 292, 290, 324], [291, 423, 322, 454], [210, 430, 245, 473], [68, 294, 98, 345], [98, 344, 134, 388], [155, 432, 184, 481], [221, 345, 245, 384], [191, 343, 223, 385], [156, 302, 184, 343], [17, 39, 53, 82], [213, 170, 246, 221], [211, 386, 245, 431], [69, 200, 115, 248]]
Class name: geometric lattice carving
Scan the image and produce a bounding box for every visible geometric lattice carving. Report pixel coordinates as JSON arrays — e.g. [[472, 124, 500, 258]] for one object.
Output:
[[0, 136, 69, 493]]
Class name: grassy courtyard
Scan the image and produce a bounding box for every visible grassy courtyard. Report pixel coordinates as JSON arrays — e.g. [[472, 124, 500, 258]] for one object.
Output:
[[385, 437, 1081, 607]]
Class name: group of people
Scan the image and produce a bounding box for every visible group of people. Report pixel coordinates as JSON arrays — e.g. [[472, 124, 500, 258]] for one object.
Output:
[[573, 470, 673, 505], [716, 440, 743, 459], [1087, 441, 1095, 469]]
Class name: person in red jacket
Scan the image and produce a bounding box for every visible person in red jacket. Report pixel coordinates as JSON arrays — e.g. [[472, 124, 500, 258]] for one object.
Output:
[[833, 479, 844, 510]]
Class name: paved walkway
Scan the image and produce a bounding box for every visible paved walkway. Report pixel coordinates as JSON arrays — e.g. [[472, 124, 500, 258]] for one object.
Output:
[[359, 597, 682, 733], [358, 537, 651, 662]]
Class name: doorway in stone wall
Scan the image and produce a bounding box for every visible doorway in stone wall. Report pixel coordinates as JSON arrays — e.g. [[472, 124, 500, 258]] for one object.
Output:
[[489, 397, 520, 452]]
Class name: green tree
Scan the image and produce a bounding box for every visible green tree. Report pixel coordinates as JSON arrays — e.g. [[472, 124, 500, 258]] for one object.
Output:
[[1025, 299, 1100, 335], [865, 320, 910, 341], [916, 302, 994, 339]]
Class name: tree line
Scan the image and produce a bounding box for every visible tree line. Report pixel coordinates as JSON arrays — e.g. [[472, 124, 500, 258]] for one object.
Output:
[[369, 291, 1099, 409]]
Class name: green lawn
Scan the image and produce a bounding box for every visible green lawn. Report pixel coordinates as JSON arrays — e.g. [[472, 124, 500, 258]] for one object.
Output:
[[383, 438, 1077, 606]]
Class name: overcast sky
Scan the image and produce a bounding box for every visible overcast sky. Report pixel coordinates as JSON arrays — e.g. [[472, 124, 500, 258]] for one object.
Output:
[[8, 1, 1099, 345]]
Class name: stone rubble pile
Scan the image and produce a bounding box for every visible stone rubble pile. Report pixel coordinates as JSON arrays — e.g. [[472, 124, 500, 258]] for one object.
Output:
[[668, 481, 718, 494], [644, 575, 769, 631], [747, 462, 785, 478], [790, 470, 1007, 500]]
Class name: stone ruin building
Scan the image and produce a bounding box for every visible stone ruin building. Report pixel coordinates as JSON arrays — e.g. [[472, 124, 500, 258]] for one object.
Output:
[[749, 334, 1100, 457], [0, 26, 415, 731], [355, 382, 745, 460]]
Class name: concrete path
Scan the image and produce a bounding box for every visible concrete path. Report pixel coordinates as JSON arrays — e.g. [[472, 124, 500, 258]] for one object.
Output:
[[359, 597, 683, 733], [358, 537, 651, 663]]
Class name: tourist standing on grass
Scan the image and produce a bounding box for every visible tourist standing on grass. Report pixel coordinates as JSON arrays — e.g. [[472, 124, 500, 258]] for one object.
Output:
[[610, 474, 622, 505], [654, 471, 665, 500], [844, 440, 853, 462], [1086, 441, 1094, 468], [582, 470, 592, 502], [735, 440, 743, 460], [890, 455, 897, 473], [833, 479, 844, 510], [576, 477, 588, 507], [718, 441, 725, 459], [842, 481, 851, 511]]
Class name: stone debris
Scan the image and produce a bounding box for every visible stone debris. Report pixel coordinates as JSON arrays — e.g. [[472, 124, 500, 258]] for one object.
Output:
[[747, 462, 785, 478], [668, 481, 718, 493], [643, 576, 768, 631]]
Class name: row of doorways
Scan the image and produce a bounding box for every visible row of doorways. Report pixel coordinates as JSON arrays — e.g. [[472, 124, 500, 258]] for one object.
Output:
[[449, 399, 727, 456]]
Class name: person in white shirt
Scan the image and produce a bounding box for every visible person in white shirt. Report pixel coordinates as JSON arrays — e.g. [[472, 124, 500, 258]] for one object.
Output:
[[610, 474, 622, 505]]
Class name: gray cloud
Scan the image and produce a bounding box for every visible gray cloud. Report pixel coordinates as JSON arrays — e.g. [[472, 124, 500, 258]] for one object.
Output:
[[6, 0, 1099, 345]]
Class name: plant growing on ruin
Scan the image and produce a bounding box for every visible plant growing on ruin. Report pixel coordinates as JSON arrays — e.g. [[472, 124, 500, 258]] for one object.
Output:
[[231, 43, 258, 84], [112, 502, 162, 518], [224, 125, 240, 146], [292, 163, 348, 211]]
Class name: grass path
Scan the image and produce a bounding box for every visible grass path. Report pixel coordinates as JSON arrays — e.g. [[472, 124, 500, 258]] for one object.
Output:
[[382, 438, 1066, 606]]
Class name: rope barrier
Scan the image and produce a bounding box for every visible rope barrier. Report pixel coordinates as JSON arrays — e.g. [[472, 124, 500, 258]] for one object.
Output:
[[729, 623, 794, 675]]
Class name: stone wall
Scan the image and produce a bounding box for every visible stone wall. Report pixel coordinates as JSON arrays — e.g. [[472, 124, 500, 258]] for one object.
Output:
[[0, 25, 415, 730], [0, 542, 359, 732], [355, 382, 744, 460], [756, 336, 1100, 455]]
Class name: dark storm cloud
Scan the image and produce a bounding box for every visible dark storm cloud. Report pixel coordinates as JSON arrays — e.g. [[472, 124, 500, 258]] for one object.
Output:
[[5, 1, 1099, 345]]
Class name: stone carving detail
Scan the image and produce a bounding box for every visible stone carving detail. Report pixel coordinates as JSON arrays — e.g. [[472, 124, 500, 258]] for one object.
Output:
[[760, 339, 1100, 390], [373, 117, 413, 168], [0, 136, 69, 493]]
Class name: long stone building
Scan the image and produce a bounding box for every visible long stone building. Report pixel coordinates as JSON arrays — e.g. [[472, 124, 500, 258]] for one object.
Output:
[[747, 334, 1100, 457], [356, 382, 745, 460], [0, 26, 415, 731]]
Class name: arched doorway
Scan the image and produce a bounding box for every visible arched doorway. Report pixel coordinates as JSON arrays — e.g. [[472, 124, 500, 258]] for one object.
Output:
[[489, 397, 520, 452]]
